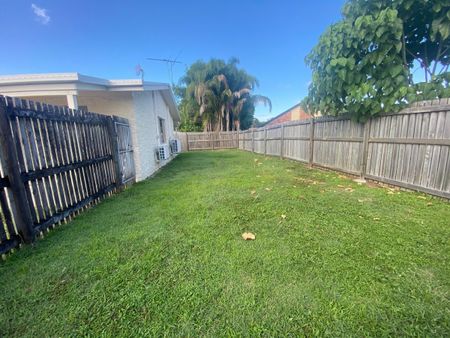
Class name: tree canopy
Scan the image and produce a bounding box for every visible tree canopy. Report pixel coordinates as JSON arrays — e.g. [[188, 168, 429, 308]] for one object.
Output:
[[303, 0, 450, 121], [175, 58, 271, 131]]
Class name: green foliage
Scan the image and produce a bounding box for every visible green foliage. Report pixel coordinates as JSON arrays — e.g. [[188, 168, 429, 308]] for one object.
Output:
[[175, 58, 271, 130], [1, 150, 449, 336], [305, 0, 450, 121]]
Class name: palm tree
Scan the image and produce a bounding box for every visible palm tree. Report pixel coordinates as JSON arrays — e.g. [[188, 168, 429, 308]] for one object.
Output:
[[216, 74, 272, 131], [180, 59, 272, 131], [194, 75, 231, 131]]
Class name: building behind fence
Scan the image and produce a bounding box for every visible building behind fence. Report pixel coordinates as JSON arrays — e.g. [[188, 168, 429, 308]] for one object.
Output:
[[177, 99, 450, 199], [0, 96, 135, 255]]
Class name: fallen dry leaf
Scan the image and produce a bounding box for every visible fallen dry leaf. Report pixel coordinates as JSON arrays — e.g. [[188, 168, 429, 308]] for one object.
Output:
[[337, 185, 345, 188], [281, 214, 286, 219], [427, 202, 433, 206], [265, 188, 272, 191], [345, 187, 354, 192], [250, 190, 256, 195], [292, 185, 297, 188], [373, 217, 380, 221], [417, 196, 427, 200], [242, 232, 256, 240], [387, 191, 395, 195]]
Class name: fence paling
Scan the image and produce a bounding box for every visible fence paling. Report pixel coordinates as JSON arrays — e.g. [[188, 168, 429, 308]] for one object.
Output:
[[0, 95, 135, 255]]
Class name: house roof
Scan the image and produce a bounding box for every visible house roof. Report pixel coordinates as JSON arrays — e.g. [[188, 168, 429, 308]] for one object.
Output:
[[0, 72, 179, 121], [262, 103, 303, 126]]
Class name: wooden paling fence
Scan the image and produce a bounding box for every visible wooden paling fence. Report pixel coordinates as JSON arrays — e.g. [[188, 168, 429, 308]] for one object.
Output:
[[174, 131, 239, 151], [178, 99, 450, 199], [0, 96, 135, 255]]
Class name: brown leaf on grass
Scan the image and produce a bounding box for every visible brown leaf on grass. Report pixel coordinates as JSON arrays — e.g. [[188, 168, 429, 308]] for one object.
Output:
[[292, 185, 297, 188], [337, 185, 345, 188], [250, 190, 256, 195], [345, 187, 354, 193], [427, 202, 433, 206], [417, 196, 427, 200], [373, 217, 380, 221], [281, 214, 286, 219], [265, 188, 272, 191], [242, 232, 256, 240], [387, 191, 395, 195]]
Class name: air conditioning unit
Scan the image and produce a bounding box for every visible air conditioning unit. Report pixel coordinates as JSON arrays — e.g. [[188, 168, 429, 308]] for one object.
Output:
[[170, 139, 181, 154], [157, 144, 171, 161]]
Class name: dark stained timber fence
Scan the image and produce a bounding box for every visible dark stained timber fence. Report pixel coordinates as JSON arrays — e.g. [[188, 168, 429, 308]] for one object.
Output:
[[0, 96, 135, 255]]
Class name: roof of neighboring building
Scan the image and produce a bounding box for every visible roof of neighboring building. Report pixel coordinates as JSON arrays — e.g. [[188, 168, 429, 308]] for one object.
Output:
[[0, 72, 179, 121], [263, 103, 310, 126]]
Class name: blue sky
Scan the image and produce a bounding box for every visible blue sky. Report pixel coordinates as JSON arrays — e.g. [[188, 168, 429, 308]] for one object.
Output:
[[0, 0, 345, 121]]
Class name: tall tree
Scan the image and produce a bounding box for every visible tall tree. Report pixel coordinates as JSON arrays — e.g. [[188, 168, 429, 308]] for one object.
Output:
[[175, 58, 271, 131], [303, 0, 450, 121]]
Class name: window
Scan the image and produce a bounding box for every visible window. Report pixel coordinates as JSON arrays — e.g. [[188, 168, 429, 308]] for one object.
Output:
[[158, 117, 166, 144]]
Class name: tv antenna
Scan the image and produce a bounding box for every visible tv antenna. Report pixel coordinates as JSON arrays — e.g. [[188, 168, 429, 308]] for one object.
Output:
[[146, 53, 183, 84]]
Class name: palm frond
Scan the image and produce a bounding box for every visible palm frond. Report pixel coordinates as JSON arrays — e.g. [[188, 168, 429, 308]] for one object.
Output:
[[251, 95, 272, 112]]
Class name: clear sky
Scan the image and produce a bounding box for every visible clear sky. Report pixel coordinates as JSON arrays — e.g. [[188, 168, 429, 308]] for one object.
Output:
[[0, 0, 345, 121]]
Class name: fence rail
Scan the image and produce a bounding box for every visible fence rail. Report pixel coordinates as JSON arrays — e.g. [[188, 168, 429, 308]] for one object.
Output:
[[0, 96, 135, 255], [179, 99, 450, 199]]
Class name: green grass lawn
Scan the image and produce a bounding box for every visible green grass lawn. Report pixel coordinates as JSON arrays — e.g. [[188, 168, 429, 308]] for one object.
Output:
[[1, 150, 449, 337]]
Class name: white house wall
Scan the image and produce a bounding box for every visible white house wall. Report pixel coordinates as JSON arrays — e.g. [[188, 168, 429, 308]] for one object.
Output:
[[131, 91, 175, 180]]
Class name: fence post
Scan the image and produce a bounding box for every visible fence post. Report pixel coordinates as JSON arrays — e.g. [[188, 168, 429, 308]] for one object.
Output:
[[264, 127, 268, 156], [252, 129, 255, 153], [0, 99, 35, 243], [106, 116, 122, 188], [211, 132, 214, 150], [186, 132, 190, 151], [360, 118, 372, 178], [280, 124, 285, 159], [309, 118, 315, 167]]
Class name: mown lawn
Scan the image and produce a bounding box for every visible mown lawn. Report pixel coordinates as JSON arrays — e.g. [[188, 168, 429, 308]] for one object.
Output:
[[1, 150, 449, 337]]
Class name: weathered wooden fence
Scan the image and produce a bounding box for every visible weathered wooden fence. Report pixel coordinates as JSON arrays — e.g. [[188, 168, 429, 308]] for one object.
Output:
[[0, 96, 135, 255], [239, 100, 450, 199], [177, 100, 450, 199], [174, 131, 239, 151]]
